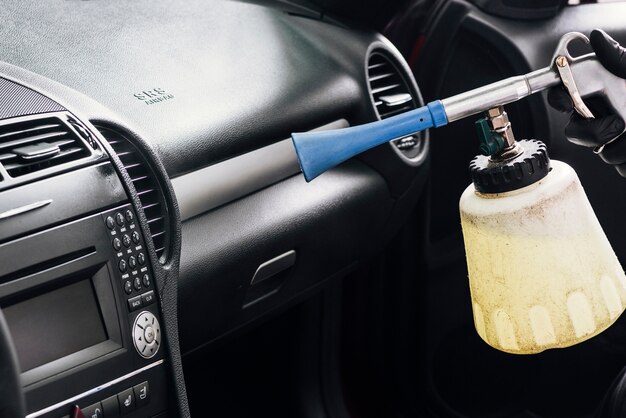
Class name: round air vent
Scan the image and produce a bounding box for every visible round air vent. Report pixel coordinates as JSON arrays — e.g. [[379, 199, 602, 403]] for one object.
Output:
[[367, 50, 427, 162]]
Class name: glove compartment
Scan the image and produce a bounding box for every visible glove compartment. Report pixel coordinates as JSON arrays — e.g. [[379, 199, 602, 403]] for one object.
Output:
[[177, 160, 394, 353]]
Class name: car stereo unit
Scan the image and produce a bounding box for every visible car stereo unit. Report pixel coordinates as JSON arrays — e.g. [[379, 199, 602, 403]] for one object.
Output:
[[0, 198, 169, 417]]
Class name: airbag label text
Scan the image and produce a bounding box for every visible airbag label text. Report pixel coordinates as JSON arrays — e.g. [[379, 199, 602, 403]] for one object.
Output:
[[134, 88, 174, 105]]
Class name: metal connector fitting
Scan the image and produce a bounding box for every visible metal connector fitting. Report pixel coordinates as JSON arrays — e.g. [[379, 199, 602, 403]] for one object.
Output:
[[487, 106, 515, 147], [484, 106, 522, 162]]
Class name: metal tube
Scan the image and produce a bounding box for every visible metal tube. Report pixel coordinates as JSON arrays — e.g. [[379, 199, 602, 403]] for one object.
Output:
[[442, 67, 560, 123], [525, 66, 561, 94]]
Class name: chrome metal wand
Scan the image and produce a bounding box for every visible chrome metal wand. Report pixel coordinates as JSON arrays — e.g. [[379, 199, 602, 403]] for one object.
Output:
[[292, 32, 626, 182]]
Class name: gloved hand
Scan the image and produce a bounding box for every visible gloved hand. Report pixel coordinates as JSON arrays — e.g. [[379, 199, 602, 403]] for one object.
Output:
[[548, 29, 626, 176]]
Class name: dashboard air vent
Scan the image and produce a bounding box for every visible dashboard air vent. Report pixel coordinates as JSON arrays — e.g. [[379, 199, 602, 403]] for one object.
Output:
[[367, 52, 417, 120], [101, 129, 170, 262], [0, 116, 91, 178], [367, 51, 425, 160]]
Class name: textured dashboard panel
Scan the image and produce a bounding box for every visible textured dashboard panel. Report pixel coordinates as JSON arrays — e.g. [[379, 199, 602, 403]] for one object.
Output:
[[0, 78, 65, 120], [0, 0, 378, 178]]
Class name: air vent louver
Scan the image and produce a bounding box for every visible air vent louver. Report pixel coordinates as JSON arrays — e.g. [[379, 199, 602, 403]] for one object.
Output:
[[367, 53, 417, 120], [0, 116, 91, 178], [102, 130, 169, 261], [367, 51, 426, 159]]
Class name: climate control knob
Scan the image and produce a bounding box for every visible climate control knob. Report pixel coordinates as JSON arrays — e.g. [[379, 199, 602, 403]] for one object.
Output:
[[132, 311, 161, 359]]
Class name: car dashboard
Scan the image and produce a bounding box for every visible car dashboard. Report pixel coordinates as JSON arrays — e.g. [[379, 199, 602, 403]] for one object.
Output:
[[0, 1, 429, 417], [5, 1, 626, 417]]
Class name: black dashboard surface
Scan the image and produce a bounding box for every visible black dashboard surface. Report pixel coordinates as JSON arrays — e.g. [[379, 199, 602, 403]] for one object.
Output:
[[0, 0, 379, 177], [9, 1, 626, 417], [0, 2, 431, 416]]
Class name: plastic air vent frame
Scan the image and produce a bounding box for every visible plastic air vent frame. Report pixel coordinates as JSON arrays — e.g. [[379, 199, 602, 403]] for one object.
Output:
[[98, 128, 171, 264], [366, 49, 428, 163], [0, 112, 105, 191]]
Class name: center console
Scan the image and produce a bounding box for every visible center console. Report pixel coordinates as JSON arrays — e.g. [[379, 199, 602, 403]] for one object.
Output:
[[0, 83, 179, 418]]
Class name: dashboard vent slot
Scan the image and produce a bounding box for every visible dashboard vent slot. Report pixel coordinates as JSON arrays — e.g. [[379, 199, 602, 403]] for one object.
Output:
[[367, 52, 417, 120], [101, 129, 169, 262], [0, 116, 90, 178], [367, 50, 426, 160]]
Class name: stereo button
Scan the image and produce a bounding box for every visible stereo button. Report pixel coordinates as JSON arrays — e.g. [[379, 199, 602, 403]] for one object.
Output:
[[133, 381, 150, 407], [112, 237, 122, 251], [115, 212, 125, 227], [132, 231, 140, 244], [124, 280, 133, 295], [83, 402, 103, 418], [118, 259, 127, 273], [144, 326, 156, 344], [132, 311, 161, 358], [137, 252, 145, 265], [106, 216, 115, 230], [142, 291, 155, 306], [128, 296, 142, 311], [128, 256, 137, 269], [102, 395, 119, 417], [142, 274, 151, 287], [133, 276, 142, 291], [125, 209, 134, 223], [117, 388, 135, 415], [122, 234, 131, 248]]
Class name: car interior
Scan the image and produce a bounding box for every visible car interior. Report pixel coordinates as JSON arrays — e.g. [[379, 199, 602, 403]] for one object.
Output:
[[1, 0, 626, 417]]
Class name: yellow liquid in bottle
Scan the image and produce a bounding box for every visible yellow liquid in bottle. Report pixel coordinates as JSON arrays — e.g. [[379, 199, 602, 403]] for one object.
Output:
[[460, 161, 626, 354]]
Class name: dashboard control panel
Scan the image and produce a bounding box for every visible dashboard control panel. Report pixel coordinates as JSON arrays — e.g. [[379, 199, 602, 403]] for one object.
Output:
[[0, 196, 169, 417], [0, 72, 178, 415], [101, 207, 163, 363], [65, 380, 152, 418], [101, 208, 155, 312]]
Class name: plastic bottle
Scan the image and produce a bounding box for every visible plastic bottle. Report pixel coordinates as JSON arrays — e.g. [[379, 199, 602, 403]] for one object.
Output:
[[460, 141, 626, 354]]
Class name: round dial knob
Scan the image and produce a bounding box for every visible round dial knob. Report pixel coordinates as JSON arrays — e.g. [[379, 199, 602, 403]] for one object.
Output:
[[132, 311, 161, 359]]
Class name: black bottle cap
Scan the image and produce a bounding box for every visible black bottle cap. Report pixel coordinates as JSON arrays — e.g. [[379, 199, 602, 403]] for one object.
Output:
[[469, 139, 550, 193]]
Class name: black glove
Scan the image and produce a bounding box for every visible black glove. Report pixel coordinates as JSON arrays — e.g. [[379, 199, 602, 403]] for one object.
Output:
[[548, 29, 626, 176]]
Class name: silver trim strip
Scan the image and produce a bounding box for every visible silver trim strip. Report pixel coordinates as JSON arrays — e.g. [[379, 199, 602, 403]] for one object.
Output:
[[0, 199, 53, 220], [25, 359, 164, 418], [172, 119, 349, 221]]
